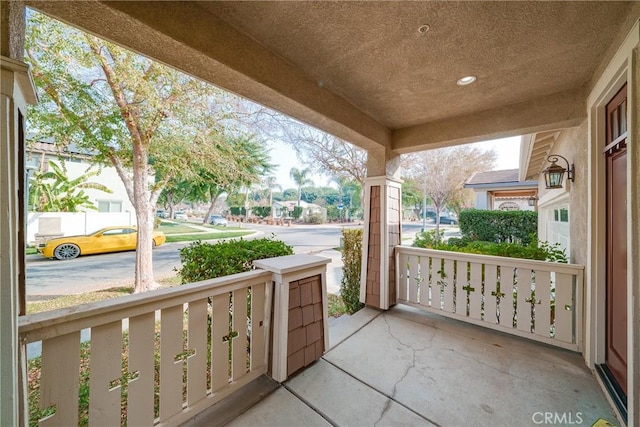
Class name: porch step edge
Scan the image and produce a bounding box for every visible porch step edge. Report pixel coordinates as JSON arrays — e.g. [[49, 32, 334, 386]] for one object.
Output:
[[328, 306, 383, 350], [180, 375, 280, 427]]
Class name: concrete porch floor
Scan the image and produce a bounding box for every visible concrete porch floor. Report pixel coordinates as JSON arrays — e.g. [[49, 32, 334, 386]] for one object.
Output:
[[229, 305, 617, 427]]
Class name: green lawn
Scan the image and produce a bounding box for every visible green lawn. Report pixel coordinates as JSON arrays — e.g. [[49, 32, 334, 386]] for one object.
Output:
[[165, 230, 253, 243], [201, 223, 246, 231], [158, 221, 205, 234]]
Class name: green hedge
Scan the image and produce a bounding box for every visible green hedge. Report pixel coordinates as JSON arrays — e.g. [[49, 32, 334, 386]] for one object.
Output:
[[177, 237, 294, 283], [229, 206, 247, 216], [252, 206, 271, 218], [459, 209, 537, 245], [340, 228, 364, 314], [412, 230, 567, 263], [291, 206, 303, 220]]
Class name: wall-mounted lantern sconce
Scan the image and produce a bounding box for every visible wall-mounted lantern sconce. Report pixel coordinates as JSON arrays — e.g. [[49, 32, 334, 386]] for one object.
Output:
[[543, 155, 574, 189], [527, 196, 537, 207]]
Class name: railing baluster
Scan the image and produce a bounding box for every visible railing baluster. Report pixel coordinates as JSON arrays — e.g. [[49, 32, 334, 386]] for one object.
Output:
[[455, 261, 467, 316], [555, 273, 574, 343], [408, 255, 419, 304], [251, 282, 267, 370], [128, 312, 155, 426], [396, 253, 409, 301], [468, 262, 482, 320], [483, 264, 498, 324], [443, 259, 455, 312], [160, 305, 184, 421], [187, 299, 208, 406], [211, 293, 230, 391], [89, 321, 122, 426], [232, 288, 248, 381], [40, 333, 80, 427], [419, 256, 431, 307], [498, 265, 514, 328], [517, 268, 533, 332], [535, 270, 551, 338]]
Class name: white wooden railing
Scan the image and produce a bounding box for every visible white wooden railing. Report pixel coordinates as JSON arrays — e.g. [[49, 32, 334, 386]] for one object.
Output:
[[396, 247, 584, 352], [19, 269, 273, 426]]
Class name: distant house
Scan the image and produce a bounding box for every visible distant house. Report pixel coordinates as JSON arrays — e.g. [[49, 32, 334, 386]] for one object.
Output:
[[27, 138, 136, 213], [272, 200, 327, 222], [464, 169, 538, 211], [26, 139, 141, 243]]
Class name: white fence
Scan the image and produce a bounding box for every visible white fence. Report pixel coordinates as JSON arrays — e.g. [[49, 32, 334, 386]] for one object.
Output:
[[396, 246, 584, 352], [27, 212, 136, 244]]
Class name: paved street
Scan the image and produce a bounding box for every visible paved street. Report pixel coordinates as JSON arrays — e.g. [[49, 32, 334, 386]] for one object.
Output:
[[26, 221, 432, 297]]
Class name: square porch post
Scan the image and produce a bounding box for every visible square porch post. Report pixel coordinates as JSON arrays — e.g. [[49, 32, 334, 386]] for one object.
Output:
[[1, 3, 35, 425], [359, 147, 402, 310]]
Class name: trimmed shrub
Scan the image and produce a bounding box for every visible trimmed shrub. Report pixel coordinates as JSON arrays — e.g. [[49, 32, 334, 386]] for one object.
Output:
[[252, 206, 271, 218], [340, 228, 364, 314], [177, 237, 294, 283], [459, 209, 537, 245], [306, 212, 324, 224], [291, 206, 303, 220], [229, 206, 246, 216], [412, 230, 567, 263], [326, 205, 340, 221]]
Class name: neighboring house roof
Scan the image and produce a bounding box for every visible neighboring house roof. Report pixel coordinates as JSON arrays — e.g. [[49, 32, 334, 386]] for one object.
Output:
[[464, 169, 538, 190], [27, 137, 97, 160], [519, 131, 561, 181]]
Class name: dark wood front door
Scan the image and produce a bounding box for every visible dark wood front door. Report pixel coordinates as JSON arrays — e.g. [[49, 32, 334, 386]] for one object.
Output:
[[605, 84, 628, 396]]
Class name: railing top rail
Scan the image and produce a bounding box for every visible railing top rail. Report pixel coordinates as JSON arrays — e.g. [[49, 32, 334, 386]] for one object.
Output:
[[396, 245, 584, 275], [19, 269, 272, 343]]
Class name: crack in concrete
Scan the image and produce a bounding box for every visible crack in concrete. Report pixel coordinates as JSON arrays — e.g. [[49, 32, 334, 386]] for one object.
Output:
[[374, 314, 433, 427]]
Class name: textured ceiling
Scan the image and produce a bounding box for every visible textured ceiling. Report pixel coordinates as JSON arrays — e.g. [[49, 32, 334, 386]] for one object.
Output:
[[199, 1, 633, 128], [25, 1, 639, 155]]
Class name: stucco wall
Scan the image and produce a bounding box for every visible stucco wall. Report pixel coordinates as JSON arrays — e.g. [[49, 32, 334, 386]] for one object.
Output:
[[56, 161, 136, 213], [26, 211, 137, 244], [536, 121, 588, 265]]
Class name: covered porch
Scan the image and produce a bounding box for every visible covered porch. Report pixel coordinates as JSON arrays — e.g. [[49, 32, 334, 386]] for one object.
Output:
[[228, 305, 615, 427], [17, 246, 614, 426], [2, 2, 640, 426]]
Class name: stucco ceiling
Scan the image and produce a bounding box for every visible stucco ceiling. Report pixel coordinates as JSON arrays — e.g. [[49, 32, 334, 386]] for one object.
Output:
[[26, 1, 640, 155], [200, 1, 629, 128]]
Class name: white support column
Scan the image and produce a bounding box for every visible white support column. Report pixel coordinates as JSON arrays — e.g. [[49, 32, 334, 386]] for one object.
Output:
[[1, 55, 36, 427]]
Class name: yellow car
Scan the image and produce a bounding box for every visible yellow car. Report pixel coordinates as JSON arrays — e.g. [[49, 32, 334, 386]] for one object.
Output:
[[38, 226, 167, 260]]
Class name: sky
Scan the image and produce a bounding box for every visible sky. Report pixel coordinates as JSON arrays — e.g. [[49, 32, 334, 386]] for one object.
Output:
[[268, 135, 522, 190]]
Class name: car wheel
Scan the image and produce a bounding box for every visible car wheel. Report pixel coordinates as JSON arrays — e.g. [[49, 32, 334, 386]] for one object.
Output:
[[53, 243, 80, 260]]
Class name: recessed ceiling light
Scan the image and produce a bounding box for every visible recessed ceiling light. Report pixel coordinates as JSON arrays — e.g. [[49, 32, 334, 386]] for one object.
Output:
[[418, 24, 430, 34], [457, 76, 477, 86]]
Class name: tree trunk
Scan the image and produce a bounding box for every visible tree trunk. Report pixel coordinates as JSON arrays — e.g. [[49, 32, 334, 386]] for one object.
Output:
[[203, 190, 221, 225], [269, 190, 274, 219], [133, 144, 157, 293], [434, 202, 442, 240]]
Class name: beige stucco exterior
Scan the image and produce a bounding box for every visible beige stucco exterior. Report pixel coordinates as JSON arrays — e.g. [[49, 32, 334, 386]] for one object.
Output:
[[533, 123, 589, 265], [523, 20, 640, 425]]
